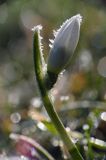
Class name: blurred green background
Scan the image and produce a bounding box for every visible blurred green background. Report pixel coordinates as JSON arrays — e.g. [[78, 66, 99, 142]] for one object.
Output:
[[0, 0, 106, 159]]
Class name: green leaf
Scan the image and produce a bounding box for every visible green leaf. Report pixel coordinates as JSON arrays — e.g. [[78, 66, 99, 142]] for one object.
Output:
[[42, 120, 58, 135]]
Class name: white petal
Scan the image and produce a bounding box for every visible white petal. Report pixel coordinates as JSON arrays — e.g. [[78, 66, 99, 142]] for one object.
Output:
[[47, 14, 82, 74]]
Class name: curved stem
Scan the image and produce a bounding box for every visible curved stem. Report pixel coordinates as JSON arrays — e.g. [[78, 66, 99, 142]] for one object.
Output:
[[10, 133, 55, 160], [33, 27, 84, 160]]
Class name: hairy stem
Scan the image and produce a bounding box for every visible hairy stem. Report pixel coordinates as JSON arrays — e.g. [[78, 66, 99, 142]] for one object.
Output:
[[33, 28, 84, 160]]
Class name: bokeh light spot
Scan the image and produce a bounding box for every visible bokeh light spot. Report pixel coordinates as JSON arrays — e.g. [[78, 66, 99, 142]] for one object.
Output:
[[97, 56, 106, 77]]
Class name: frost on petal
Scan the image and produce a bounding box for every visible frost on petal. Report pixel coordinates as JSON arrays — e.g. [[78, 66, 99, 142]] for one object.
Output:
[[49, 39, 54, 44], [47, 14, 82, 74], [49, 44, 53, 49], [49, 39, 54, 49], [53, 14, 82, 41], [53, 19, 70, 39], [53, 30, 57, 37]]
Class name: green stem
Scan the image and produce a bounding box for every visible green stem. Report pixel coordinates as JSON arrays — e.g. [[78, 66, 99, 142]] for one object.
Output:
[[33, 27, 84, 160]]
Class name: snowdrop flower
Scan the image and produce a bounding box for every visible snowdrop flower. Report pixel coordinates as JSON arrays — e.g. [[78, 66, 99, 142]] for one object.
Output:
[[47, 14, 82, 74]]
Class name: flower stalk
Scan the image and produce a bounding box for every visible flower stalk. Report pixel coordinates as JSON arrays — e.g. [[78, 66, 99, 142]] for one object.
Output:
[[32, 25, 83, 160]]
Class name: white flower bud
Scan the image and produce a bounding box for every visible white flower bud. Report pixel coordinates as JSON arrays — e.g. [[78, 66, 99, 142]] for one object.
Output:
[[47, 14, 82, 74]]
